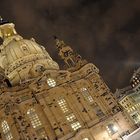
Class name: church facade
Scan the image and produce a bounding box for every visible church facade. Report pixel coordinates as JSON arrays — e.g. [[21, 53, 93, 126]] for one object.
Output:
[[0, 19, 135, 140]]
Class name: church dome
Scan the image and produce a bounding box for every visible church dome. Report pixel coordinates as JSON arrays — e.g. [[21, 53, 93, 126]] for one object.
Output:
[[0, 20, 59, 86]]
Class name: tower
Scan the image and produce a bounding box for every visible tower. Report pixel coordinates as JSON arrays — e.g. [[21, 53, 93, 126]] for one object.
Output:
[[55, 37, 87, 71], [0, 19, 134, 140]]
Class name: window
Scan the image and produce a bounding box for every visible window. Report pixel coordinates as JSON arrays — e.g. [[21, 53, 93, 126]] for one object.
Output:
[[101, 92, 108, 96], [105, 97, 111, 101], [71, 121, 81, 131], [66, 113, 76, 122], [21, 44, 29, 53], [1, 120, 13, 140], [109, 102, 113, 105], [106, 124, 118, 135], [27, 108, 42, 128], [37, 128, 48, 140], [131, 112, 140, 124], [81, 88, 93, 103], [57, 99, 69, 113], [94, 83, 99, 89], [94, 105, 105, 117], [47, 78, 56, 87], [57, 99, 81, 131]]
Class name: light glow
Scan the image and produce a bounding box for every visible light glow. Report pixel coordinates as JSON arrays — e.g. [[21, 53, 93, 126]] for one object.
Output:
[[47, 78, 56, 87]]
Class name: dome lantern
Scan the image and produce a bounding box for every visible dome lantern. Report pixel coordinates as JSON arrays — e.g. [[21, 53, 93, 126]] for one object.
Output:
[[0, 17, 17, 40]]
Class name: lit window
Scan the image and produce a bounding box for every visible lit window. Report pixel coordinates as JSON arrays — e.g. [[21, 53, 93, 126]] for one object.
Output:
[[37, 128, 48, 140], [66, 113, 76, 122], [1, 120, 13, 140], [47, 78, 56, 87], [132, 84, 135, 87], [106, 124, 118, 135], [27, 108, 42, 128], [81, 88, 93, 103], [71, 121, 81, 131], [57, 99, 69, 113], [40, 133, 48, 140], [132, 107, 135, 110]]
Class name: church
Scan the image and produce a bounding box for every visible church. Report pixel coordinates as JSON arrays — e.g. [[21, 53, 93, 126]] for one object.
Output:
[[0, 18, 135, 140]]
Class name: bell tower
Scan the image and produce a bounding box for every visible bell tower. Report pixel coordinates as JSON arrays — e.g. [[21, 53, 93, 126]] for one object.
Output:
[[54, 36, 87, 71], [0, 18, 134, 140]]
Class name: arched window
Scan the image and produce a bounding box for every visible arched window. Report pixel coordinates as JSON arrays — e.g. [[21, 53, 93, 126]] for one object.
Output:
[[71, 121, 81, 131], [1, 120, 13, 140], [81, 88, 93, 103], [37, 128, 48, 140], [27, 108, 42, 128], [47, 78, 56, 87], [57, 99, 69, 113], [57, 98, 81, 131]]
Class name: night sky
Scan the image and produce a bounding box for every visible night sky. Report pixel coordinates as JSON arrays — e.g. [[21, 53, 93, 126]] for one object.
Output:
[[0, 0, 140, 91]]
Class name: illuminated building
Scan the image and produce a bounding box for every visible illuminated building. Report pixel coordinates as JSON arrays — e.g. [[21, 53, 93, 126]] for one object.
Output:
[[0, 18, 135, 140], [130, 68, 140, 90], [116, 68, 140, 126]]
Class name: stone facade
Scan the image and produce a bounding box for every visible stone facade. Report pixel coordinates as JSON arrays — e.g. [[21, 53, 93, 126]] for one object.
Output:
[[116, 68, 140, 126], [0, 19, 135, 140]]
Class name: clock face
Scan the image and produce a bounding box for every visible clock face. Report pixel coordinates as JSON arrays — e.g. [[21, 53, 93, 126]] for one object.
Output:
[[63, 50, 73, 57], [47, 78, 56, 87]]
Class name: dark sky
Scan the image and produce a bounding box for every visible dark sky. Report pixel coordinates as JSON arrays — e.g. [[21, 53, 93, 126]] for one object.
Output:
[[0, 0, 140, 91]]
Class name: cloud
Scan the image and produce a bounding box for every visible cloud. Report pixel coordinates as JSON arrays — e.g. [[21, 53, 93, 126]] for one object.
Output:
[[0, 0, 140, 91]]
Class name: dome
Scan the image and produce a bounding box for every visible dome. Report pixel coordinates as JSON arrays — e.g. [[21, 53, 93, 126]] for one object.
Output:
[[0, 22, 59, 86]]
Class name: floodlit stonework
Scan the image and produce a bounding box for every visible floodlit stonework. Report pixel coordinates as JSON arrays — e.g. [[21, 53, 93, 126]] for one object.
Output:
[[116, 68, 140, 127], [0, 19, 136, 140]]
